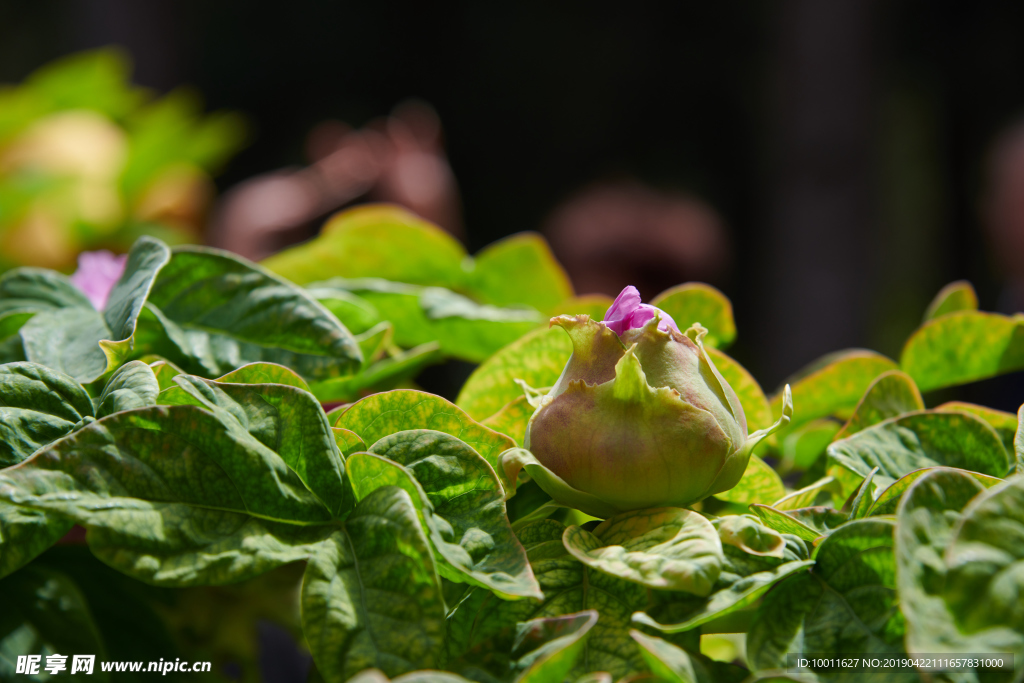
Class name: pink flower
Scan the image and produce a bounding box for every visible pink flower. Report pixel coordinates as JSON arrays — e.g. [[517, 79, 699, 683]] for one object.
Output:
[[603, 285, 679, 335], [69, 250, 127, 311]]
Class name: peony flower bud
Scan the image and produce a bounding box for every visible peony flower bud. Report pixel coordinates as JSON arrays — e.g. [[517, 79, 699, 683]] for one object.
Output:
[[513, 286, 791, 517]]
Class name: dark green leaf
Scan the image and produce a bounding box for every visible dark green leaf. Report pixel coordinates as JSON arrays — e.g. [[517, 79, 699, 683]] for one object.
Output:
[[563, 508, 723, 594], [630, 630, 698, 683], [0, 362, 93, 467], [301, 486, 446, 681], [95, 360, 159, 417], [923, 280, 978, 322], [650, 283, 736, 349], [0, 406, 335, 586], [143, 246, 362, 380], [0, 565, 109, 682], [100, 235, 172, 362], [509, 610, 598, 682], [0, 267, 94, 315], [0, 502, 72, 579], [900, 311, 1024, 392]]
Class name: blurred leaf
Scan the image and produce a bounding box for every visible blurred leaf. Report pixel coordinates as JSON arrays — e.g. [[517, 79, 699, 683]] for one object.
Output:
[[309, 342, 443, 403], [563, 508, 724, 594], [0, 503, 72, 579], [348, 430, 540, 600], [0, 565, 109, 682], [923, 280, 978, 322], [832, 370, 923, 441], [0, 361, 93, 467], [336, 390, 516, 494], [25, 48, 139, 121], [707, 348, 773, 433], [779, 419, 841, 472], [900, 311, 1024, 392], [481, 395, 535, 446], [262, 205, 468, 289], [548, 294, 614, 320], [714, 454, 785, 506], [301, 486, 447, 681], [630, 630, 697, 683], [827, 410, 1010, 499], [772, 476, 842, 511], [309, 287, 382, 335], [770, 350, 897, 436], [457, 327, 571, 421], [651, 283, 736, 349], [509, 611, 598, 683], [466, 232, 573, 313]]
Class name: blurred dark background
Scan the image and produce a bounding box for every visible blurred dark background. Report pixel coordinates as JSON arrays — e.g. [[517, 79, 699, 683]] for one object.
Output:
[[5, 0, 1024, 392]]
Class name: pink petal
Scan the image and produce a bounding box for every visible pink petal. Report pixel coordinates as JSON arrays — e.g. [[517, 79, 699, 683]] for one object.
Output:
[[69, 250, 128, 311], [603, 286, 642, 334]]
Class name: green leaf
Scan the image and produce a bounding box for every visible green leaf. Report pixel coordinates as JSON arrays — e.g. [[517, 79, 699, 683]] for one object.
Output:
[[832, 370, 923, 441], [0, 405, 336, 586], [261, 204, 468, 288], [0, 267, 94, 314], [310, 342, 443, 403], [943, 476, 1024, 640], [309, 278, 543, 363], [771, 350, 898, 434], [18, 307, 114, 383], [0, 565, 109, 682], [143, 246, 362, 380], [99, 236, 172, 365], [826, 410, 1010, 498], [11, 238, 170, 384], [145, 357, 183, 390], [0, 502, 72, 579], [301, 486, 447, 681], [164, 375, 350, 517], [333, 428, 366, 457], [778, 419, 841, 472], [715, 514, 786, 558], [937, 401, 1018, 461], [714, 454, 785, 506], [457, 327, 572, 421], [1016, 404, 1024, 475], [772, 476, 842, 511], [747, 519, 909, 678], [633, 536, 814, 634], [923, 280, 978, 322], [901, 311, 1024, 392], [563, 508, 723, 594], [214, 361, 311, 391], [0, 362, 94, 467], [549, 295, 614, 320], [466, 232, 574, 313], [630, 630, 698, 683], [706, 348, 773, 432], [750, 505, 835, 543], [894, 468, 1021, 668], [650, 283, 736, 349], [348, 430, 541, 600], [510, 610, 599, 682], [481, 396, 535, 446], [336, 390, 516, 495], [309, 287, 382, 335], [446, 519, 652, 680], [863, 466, 1002, 518], [95, 360, 159, 417]]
